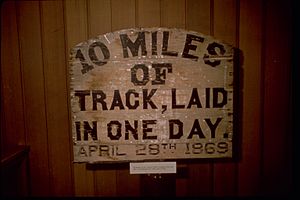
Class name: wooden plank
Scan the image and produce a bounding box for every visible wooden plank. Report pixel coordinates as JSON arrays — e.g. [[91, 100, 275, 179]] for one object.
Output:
[[64, 0, 95, 196], [237, 0, 263, 195], [73, 164, 95, 195], [116, 167, 140, 196], [214, 0, 238, 45], [213, 0, 238, 196], [161, 0, 185, 29], [185, 0, 212, 196], [261, 0, 292, 196], [135, 1, 161, 195], [111, 0, 136, 31], [187, 163, 214, 196], [1, 1, 26, 153], [186, 0, 211, 35], [87, 0, 117, 196], [137, 2, 183, 197], [88, 0, 111, 38], [16, 0, 50, 196], [0, 146, 30, 196], [70, 28, 234, 162], [64, 0, 88, 49], [40, 0, 73, 196], [136, 0, 160, 27], [111, 1, 138, 196], [141, 173, 176, 196], [94, 168, 117, 196]]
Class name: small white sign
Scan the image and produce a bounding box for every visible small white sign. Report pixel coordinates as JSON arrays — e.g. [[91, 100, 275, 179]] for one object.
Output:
[[130, 162, 177, 174]]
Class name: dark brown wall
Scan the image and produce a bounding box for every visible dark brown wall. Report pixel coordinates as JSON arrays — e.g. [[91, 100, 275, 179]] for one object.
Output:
[[1, 0, 293, 197]]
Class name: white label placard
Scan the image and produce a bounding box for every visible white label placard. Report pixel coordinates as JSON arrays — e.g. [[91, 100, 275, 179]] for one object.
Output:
[[130, 162, 176, 174]]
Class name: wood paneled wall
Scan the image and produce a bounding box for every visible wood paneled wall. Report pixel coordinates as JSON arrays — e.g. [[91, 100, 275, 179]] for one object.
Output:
[[1, 0, 293, 197]]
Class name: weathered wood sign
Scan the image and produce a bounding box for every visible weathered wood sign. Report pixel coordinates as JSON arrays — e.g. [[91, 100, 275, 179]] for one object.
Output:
[[70, 28, 234, 163]]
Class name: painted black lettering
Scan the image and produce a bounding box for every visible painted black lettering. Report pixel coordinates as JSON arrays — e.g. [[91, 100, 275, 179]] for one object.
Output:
[[162, 31, 178, 56], [99, 145, 109, 156], [120, 32, 147, 58], [92, 90, 108, 110], [204, 42, 225, 67], [172, 88, 185, 109], [205, 143, 215, 154], [149, 144, 160, 155], [192, 143, 203, 154], [75, 90, 90, 111], [205, 88, 210, 108], [182, 34, 204, 61], [152, 31, 157, 55], [116, 146, 126, 156], [169, 119, 183, 139], [76, 49, 94, 74], [205, 118, 222, 138], [79, 147, 87, 157], [187, 88, 202, 108], [151, 63, 172, 85], [142, 120, 157, 140], [88, 145, 97, 156], [125, 120, 138, 140], [217, 142, 228, 153], [136, 144, 146, 155], [83, 121, 97, 141], [88, 41, 110, 66], [107, 121, 122, 140], [187, 119, 205, 139], [125, 89, 139, 109], [110, 90, 125, 110], [143, 89, 158, 109], [213, 88, 227, 108], [169, 143, 176, 150], [131, 64, 149, 86], [75, 121, 81, 141]]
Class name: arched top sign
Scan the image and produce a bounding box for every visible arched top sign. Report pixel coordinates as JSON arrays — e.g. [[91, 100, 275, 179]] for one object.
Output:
[[69, 28, 235, 163]]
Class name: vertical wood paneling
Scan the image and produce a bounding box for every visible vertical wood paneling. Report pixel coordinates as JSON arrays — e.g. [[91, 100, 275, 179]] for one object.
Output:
[[214, 0, 238, 45], [110, 0, 140, 196], [188, 162, 214, 196], [185, 0, 213, 197], [64, 0, 94, 196], [162, 1, 188, 196], [186, 0, 211, 34], [87, 0, 118, 196], [116, 167, 140, 196], [238, 0, 263, 195], [135, 1, 162, 195], [40, 0, 73, 196], [161, 0, 185, 28], [262, 0, 292, 196], [0, 0, 293, 197], [94, 167, 117, 196], [213, 0, 238, 196], [88, 0, 111, 37], [111, 0, 136, 31], [16, 1, 50, 196], [1, 1, 26, 152], [1, 3, 29, 196], [64, 0, 88, 48], [175, 165, 187, 196], [136, 0, 160, 27]]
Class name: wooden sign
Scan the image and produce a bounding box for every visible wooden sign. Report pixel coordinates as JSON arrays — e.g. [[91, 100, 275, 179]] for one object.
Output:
[[69, 28, 234, 163]]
